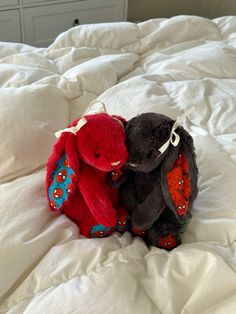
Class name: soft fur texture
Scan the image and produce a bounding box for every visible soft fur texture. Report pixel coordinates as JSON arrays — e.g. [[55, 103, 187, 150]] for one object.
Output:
[[46, 113, 129, 238], [110, 112, 198, 250]]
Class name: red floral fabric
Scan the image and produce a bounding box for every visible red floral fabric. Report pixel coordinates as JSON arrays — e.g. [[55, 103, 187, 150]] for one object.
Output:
[[167, 153, 191, 216]]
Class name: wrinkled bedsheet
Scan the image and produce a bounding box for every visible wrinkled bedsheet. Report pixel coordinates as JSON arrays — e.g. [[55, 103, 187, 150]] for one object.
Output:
[[1, 15, 236, 313]]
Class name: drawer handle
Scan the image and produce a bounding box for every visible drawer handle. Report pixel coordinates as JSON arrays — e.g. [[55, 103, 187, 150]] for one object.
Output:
[[73, 18, 80, 27]]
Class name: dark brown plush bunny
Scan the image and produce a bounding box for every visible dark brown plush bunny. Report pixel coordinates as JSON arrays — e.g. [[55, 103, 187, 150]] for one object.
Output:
[[109, 112, 198, 250]]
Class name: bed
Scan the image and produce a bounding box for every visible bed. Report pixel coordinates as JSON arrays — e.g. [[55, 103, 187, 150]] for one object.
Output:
[[1, 15, 236, 313]]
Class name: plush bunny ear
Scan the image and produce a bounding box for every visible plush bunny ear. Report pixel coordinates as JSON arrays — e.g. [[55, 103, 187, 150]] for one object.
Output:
[[161, 126, 198, 223], [46, 132, 80, 212]]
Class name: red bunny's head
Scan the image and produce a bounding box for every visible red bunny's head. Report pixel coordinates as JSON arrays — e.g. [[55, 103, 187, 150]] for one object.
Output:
[[74, 113, 128, 171]]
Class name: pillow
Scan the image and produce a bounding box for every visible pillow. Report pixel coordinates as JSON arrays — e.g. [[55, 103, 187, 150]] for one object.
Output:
[[0, 84, 69, 183]]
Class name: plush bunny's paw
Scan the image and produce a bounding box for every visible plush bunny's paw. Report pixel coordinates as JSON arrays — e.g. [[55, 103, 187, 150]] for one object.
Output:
[[158, 234, 179, 250], [147, 223, 181, 251], [91, 224, 114, 238], [115, 206, 130, 233], [132, 227, 148, 237]]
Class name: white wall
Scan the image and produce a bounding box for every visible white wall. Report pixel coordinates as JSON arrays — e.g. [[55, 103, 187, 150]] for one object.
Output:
[[128, 0, 236, 21]]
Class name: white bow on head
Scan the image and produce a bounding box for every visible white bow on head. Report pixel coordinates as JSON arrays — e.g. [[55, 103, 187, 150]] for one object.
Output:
[[158, 107, 195, 154], [55, 101, 107, 138]]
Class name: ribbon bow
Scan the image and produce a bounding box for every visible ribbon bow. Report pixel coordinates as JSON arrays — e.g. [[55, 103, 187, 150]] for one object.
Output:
[[158, 108, 195, 154], [55, 117, 87, 138], [55, 101, 107, 138]]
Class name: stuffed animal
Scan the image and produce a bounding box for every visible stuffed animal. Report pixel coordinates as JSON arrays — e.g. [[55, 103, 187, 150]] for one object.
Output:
[[109, 112, 198, 250], [46, 112, 129, 238]]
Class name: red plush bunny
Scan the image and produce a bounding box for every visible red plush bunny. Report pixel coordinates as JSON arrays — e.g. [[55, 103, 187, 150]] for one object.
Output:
[[46, 112, 129, 238]]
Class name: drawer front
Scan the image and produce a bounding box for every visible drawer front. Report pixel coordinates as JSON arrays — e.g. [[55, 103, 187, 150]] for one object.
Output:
[[22, 0, 77, 4], [22, 0, 58, 4], [0, 10, 21, 43], [0, 0, 18, 7], [23, 0, 126, 47]]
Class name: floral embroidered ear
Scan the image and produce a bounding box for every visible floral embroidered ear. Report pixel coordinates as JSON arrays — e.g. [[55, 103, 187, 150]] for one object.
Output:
[[161, 149, 193, 223], [166, 152, 191, 218], [48, 153, 75, 211], [46, 133, 79, 213]]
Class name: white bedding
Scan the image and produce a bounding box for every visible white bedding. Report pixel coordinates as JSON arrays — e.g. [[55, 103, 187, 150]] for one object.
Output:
[[1, 15, 236, 313]]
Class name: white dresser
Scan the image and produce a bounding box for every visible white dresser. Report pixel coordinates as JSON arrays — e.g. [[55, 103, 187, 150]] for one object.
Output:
[[0, 0, 128, 47]]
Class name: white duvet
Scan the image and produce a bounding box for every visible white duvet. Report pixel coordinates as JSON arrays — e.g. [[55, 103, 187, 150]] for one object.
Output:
[[1, 15, 236, 313]]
